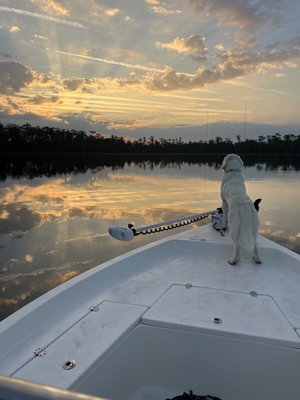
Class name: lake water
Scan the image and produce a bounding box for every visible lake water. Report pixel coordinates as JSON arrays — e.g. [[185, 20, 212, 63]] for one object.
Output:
[[0, 154, 300, 321]]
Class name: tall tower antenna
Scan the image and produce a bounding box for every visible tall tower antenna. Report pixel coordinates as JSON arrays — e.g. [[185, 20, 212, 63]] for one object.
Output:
[[243, 101, 247, 140], [206, 112, 209, 142]]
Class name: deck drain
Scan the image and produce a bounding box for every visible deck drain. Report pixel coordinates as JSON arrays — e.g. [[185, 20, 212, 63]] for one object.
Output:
[[211, 317, 222, 324], [62, 360, 76, 370], [250, 291, 258, 297]]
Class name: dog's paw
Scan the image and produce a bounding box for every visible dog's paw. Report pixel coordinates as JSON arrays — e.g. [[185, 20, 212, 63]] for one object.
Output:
[[228, 259, 239, 265], [252, 257, 262, 264]]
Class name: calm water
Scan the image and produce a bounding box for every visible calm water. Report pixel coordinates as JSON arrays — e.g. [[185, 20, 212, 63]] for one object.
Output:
[[0, 154, 300, 321]]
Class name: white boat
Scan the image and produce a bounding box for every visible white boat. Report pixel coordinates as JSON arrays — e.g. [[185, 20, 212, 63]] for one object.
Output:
[[0, 213, 300, 400]]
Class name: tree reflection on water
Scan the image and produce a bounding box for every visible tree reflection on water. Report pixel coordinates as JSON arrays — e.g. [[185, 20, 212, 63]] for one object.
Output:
[[1, 153, 300, 181]]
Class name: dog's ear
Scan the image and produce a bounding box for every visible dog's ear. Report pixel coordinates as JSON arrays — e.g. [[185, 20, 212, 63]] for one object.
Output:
[[237, 155, 244, 168], [221, 155, 228, 169]]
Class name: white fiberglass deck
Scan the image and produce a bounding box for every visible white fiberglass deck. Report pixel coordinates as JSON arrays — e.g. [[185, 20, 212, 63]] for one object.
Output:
[[0, 224, 300, 399]]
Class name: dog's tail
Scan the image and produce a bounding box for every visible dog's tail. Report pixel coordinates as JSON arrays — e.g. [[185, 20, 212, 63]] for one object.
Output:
[[238, 200, 259, 253]]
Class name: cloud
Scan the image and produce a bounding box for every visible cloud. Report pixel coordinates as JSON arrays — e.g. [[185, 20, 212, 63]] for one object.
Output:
[[156, 34, 208, 60], [0, 204, 41, 234], [10, 26, 20, 34], [0, 6, 86, 29], [187, 0, 284, 45], [149, 5, 181, 15], [29, 0, 70, 16], [187, 0, 283, 32], [47, 0, 69, 16], [0, 61, 35, 94], [34, 34, 48, 40], [218, 43, 300, 79], [69, 207, 86, 218], [1, 35, 299, 106], [25, 254, 34, 263], [55, 35, 300, 94], [146, 0, 181, 14], [131, 36, 300, 91], [27, 94, 61, 104], [0, 180, 66, 205], [104, 8, 120, 17], [142, 67, 220, 91], [107, 120, 148, 131], [62, 78, 89, 91]]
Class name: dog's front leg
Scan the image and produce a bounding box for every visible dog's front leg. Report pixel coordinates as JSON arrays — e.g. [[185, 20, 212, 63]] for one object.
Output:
[[229, 241, 240, 265], [252, 244, 262, 264]]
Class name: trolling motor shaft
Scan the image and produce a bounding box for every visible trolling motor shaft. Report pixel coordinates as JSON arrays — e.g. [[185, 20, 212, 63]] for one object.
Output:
[[108, 209, 219, 241]]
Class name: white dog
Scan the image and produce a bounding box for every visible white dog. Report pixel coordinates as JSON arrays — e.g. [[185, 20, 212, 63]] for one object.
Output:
[[220, 154, 261, 265]]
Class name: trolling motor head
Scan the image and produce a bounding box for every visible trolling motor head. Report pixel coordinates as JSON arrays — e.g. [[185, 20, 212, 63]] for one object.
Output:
[[108, 226, 134, 241]]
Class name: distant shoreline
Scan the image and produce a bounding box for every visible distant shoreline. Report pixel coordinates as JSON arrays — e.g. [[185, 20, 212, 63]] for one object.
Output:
[[1, 122, 300, 155]]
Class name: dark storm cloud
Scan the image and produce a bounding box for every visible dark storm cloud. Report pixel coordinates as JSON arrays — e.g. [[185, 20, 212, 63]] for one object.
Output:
[[0, 61, 35, 95], [0, 204, 41, 234]]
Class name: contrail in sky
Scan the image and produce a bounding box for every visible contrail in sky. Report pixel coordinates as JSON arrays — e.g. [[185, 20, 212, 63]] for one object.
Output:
[[56, 50, 195, 76], [224, 80, 287, 95], [0, 6, 87, 29], [56, 50, 168, 73]]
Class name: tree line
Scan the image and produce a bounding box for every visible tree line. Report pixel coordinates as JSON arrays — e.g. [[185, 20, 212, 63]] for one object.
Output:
[[1, 122, 300, 154]]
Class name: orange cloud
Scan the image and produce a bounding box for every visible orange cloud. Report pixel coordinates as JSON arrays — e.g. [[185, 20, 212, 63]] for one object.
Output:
[[48, 0, 69, 16], [10, 25, 20, 33], [156, 35, 208, 60], [146, 1, 181, 15], [104, 8, 120, 17]]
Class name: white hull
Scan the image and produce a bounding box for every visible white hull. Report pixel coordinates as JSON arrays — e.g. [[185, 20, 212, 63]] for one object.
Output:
[[1, 223, 300, 399]]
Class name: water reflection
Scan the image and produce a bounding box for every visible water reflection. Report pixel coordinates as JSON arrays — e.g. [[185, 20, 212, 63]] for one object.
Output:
[[0, 155, 300, 321], [1, 154, 300, 181]]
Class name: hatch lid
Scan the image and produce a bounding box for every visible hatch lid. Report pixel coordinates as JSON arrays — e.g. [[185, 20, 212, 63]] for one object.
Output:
[[142, 285, 300, 348]]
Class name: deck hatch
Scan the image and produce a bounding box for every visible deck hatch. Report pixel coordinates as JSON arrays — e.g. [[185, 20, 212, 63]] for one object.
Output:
[[14, 302, 147, 388], [142, 285, 300, 348]]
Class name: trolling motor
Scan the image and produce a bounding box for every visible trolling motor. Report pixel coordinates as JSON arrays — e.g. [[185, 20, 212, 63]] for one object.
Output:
[[108, 198, 262, 241], [108, 209, 219, 241]]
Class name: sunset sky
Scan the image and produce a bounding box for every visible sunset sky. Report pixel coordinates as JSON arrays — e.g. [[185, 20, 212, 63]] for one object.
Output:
[[0, 0, 300, 141]]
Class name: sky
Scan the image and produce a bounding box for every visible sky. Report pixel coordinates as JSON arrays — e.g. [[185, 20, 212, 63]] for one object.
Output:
[[0, 0, 300, 141]]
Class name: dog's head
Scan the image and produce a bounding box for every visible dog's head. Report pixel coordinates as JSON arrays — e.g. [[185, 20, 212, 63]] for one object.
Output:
[[221, 154, 244, 172]]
